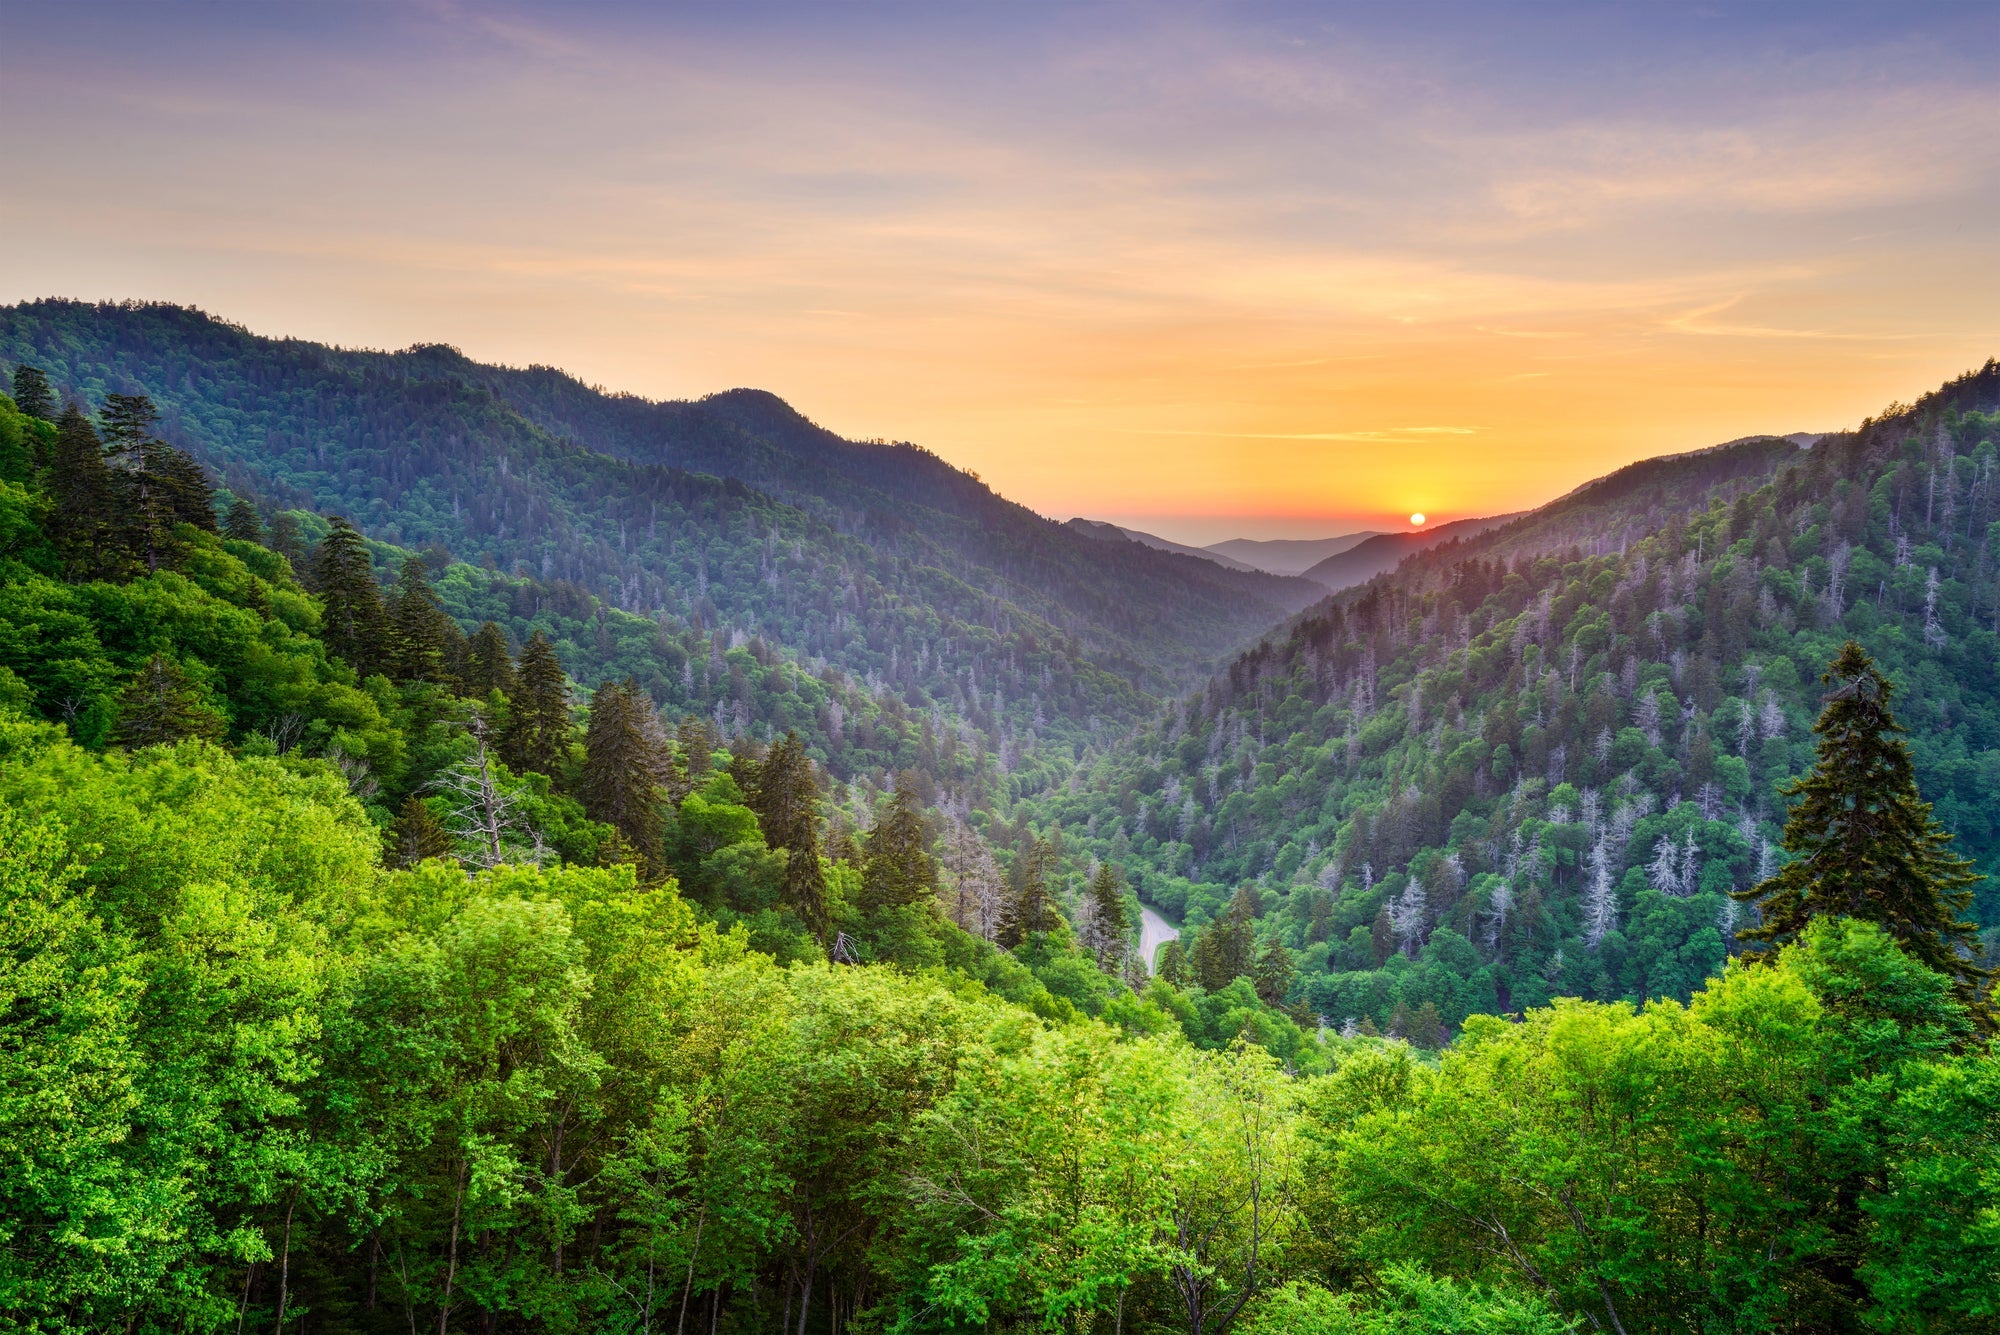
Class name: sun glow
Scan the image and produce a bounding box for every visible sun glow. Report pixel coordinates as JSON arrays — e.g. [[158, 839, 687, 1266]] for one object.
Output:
[[1410, 513, 1426, 527]]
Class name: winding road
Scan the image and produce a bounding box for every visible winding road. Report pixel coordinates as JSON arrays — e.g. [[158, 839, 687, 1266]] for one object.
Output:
[[1137, 901, 1181, 975]]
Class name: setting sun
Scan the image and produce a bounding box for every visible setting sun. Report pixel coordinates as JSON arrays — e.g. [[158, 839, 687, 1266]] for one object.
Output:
[[1410, 513, 1426, 527]]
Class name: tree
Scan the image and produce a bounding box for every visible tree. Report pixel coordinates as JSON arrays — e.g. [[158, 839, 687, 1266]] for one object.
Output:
[[462, 622, 517, 697], [998, 836, 1061, 947], [1194, 886, 1259, 991], [111, 655, 226, 748], [1732, 641, 1989, 1015], [44, 404, 123, 580], [221, 492, 265, 544], [1252, 937, 1295, 1009], [99, 394, 212, 570], [266, 509, 307, 574], [861, 787, 935, 912], [310, 516, 387, 674], [1084, 862, 1131, 970], [579, 679, 666, 873], [386, 793, 454, 868], [752, 731, 830, 940], [502, 631, 571, 779], [10, 364, 54, 420], [433, 726, 540, 868], [386, 554, 458, 686]]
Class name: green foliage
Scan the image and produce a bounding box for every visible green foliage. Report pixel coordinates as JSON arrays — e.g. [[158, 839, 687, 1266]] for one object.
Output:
[[1733, 639, 1988, 1013], [1032, 373, 2000, 1043]]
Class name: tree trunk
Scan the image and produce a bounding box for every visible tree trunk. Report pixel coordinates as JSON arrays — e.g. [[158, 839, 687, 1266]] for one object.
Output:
[[273, 1192, 299, 1335], [438, 1159, 469, 1335]]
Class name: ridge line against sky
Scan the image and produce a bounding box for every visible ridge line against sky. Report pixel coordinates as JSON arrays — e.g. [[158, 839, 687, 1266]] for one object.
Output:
[[3, 0, 1995, 544]]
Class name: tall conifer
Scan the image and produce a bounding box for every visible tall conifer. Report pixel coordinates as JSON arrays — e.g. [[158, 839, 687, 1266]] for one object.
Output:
[[112, 655, 226, 748], [753, 731, 831, 939], [861, 787, 935, 912], [10, 364, 54, 420], [387, 554, 456, 686], [1086, 862, 1130, 968], [222, 492, 265, 544], [45, 404, 122, 581], [998, 836, 1060, 947], [311, 516, 387, 675], [463, 622, 517, 696], [1733, 641, 1988, 1013], [386, 793, 454, 868], [267, 510, 308, 574], [579, 679, 666, 873], [503, 631, 571, 778]]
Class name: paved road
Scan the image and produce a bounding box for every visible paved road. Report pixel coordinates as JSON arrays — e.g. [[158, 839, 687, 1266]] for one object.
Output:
[[1137, 902, 1181, 974]]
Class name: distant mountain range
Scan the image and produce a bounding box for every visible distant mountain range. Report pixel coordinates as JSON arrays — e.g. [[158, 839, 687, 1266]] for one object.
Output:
[[1063, 518, 1264, 572], [1299, 514, 1525, 590], [1204, 532, 1380, 575]]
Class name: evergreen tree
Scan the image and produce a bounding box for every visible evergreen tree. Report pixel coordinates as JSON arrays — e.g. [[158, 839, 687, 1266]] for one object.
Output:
[[502, 631, 571, 778], [44, 404, 123, 581], [1733, 641, 1989, 1013], [310, 516, 386, 675], [9, 364, 54, 419], [221, 491, 265, 544], [1252, 935, 1295, 1008], [1086, 862, 1130, 968], [99, 393, 212, 571], [385, 793, 454, 868], [578, 679, 666, 872], [462, 622, 517, 697], [753, 731, 831, 940], [266, 509, 307, 574], [998, 836, 1060, 947], [1193, 886, 1259, 991], [386, 554, 457, 686], [861, 787, 935, 912], [1155, 936, 1191, 986], [111, 655, 226, 748]]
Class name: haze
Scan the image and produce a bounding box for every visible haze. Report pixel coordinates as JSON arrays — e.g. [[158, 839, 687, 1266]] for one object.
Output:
[[4, 0, 1995, 542]]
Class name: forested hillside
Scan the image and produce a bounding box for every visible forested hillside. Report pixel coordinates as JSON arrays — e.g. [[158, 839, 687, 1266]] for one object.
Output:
[[1037, 364, 2000, 1040], [4, 337, 2000, 1332], [0, 300, 1320, 745]]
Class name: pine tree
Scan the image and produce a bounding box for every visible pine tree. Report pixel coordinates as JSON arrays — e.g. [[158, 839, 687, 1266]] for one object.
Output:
[[1733, 641, 1989, 1012], [310, 516, 387, 675], [221, 492, 265, 544], [998, 836, 1061, 947], [267, 510, 308, 575], [1086, 862, 1130, 968], [578, 679, 666, 873], [99, 394, 211, 570], [386, 555, 456, 686], [44, 404, 123, 581], [753, 731, 831, 940], [1252, 935, 1295, 1007], [861, 787, 935, 912], [1156, 937, 1191, 987], [462, 622, 517, 697], [502, 631, 571, 778], [385, 793, 454, 868], [10, 364, 54, 420], [111, 655, 226, 749]]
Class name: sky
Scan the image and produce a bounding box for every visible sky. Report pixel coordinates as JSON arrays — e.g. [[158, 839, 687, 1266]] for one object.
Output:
[[4, 2, 1996, 544]]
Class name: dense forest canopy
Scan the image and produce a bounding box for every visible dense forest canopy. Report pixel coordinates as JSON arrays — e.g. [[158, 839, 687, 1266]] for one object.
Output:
[[2, 322, 1998, 1332]]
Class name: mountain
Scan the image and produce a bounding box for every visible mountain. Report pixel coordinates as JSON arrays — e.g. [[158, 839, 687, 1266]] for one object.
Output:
[[1029, 361, 2000, 1031], [1206, 531, 1380, 575], [1300, 514, 1521, 589], [1064, 517, 1264, 572], [0, 300, 1322, 758]]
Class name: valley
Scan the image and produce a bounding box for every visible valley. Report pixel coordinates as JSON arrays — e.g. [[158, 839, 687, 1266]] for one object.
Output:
[[3, 304, 1997, 1333]]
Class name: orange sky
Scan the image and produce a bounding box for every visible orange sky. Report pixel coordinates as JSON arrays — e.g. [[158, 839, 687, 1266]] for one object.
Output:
[[4, 4, 1995, 542]]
